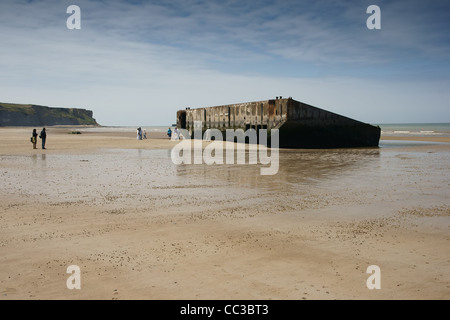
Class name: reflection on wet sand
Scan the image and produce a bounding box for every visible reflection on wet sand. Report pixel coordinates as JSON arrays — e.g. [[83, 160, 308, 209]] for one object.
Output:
[[175, 147, 380, 192]]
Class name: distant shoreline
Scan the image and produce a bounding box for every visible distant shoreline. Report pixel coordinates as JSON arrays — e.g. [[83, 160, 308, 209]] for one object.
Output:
[[380, 135, 450, 144]]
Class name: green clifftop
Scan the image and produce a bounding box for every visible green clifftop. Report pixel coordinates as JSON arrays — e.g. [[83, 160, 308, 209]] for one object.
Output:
[[0, 103, 99, 126]]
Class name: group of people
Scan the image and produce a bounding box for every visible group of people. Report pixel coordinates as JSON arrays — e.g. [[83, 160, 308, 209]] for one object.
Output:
[[167, 127, 181, 140], [138, 127, 183, 140], [136, 127, 147, 140], [31, 128, 47, 149]]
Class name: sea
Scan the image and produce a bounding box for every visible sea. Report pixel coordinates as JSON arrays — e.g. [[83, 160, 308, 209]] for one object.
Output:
[[377, 123, 450, 138]]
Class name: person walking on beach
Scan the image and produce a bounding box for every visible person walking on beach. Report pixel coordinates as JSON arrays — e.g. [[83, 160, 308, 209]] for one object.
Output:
[[205, 129, 212, 142], [143, 129, 147, 139], [137, 127, 142, 140], [39, 128, 47, 149], [173, 127, 180, 140], [167, 127, 172, 139], [31, 129, 38, 149]]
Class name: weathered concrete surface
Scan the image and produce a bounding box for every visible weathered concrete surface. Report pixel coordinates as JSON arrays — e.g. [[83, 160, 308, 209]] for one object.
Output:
[[177, 98, 380, 148], [0, 103, 98, 127]]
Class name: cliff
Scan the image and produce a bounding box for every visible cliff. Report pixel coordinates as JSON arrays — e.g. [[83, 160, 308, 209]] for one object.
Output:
[[0, 103, 99, 127]]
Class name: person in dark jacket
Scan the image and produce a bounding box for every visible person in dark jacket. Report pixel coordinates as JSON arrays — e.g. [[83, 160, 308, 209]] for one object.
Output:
[[31, 129, 38, 149], [39, 128, 47, 149]]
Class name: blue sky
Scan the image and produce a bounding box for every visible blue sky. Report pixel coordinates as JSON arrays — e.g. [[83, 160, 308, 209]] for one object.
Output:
[[1, 0, 449, 126]]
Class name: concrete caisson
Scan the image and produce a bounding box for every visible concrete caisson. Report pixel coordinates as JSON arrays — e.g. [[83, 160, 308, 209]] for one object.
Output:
[[176, 97, 380, 148]]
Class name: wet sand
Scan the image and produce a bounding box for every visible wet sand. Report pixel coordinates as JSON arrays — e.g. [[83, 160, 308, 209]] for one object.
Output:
[[0, 127, 449, 300]]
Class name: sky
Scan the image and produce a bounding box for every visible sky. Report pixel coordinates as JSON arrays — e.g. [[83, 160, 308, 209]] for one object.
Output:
[[1, 0, 449, 126]]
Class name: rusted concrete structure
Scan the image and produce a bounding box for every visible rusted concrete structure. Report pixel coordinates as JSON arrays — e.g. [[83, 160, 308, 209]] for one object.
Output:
[[176, 97, 380, 148]]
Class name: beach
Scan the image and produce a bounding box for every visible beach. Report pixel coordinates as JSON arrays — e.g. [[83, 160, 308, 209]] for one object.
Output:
[[0, 126, 449, 300]]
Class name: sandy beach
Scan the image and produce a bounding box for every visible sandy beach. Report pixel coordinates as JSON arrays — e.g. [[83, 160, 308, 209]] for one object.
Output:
[[0, 126, 449, 300]]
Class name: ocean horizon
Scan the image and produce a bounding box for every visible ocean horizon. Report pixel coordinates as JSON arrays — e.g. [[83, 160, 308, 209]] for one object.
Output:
[[377, 123, 450, 137]]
